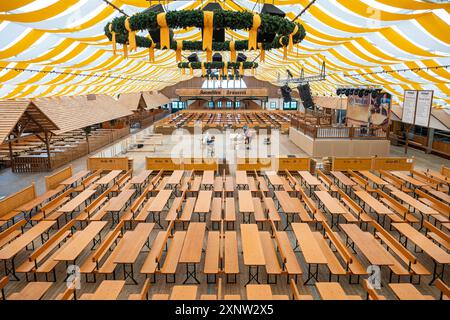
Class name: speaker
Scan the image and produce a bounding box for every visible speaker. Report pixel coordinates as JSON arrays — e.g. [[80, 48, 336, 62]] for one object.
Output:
[[143, 5, 174, 44], [297, 83, 315, 109], [137, 144, 144, 149], [257, 4, 285, 44], [281, 85, 292, 103], [187, 53, 200, 63], [203, 3, 225, 42], [213, 53, 223, 62]]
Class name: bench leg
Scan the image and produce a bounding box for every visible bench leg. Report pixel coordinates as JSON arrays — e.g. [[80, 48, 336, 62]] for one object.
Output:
[[85, 273, 96, 283], [304, 264, 320, 285], [226, 274, 237, 284], [166, 274, 176, 284], [3, 258, 19, 281], [206, 274, 216, 284], [266, 274, 277, 284]]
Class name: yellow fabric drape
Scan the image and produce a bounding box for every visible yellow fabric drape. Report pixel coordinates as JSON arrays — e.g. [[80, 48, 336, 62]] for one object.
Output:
[[239, 62, 243, 75], [189, 63, 193, 75], [157, 13, 170, 49], [147, 35, 156, 62], [109, 24, 116, 55], [222, 62, 228, 76], [279, 37, 287, 60], [230, 41, 236, 62], [181, 68, 185, 75], [203, 11, 214, 51], [201, 62, 206, 77], [124, 18, 136, 51], [248, 14, 261, 50], [123, 43, 128, 59], [288, 25, 299, 52], [258, 43, 265, 62], [206, 49, 212, 62], [176, 40, 183, 62]]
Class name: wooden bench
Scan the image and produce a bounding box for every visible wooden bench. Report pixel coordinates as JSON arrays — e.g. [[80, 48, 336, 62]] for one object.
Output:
[[76, 186, 112, 223], [322, 221, 367, 282], [259, 231, 282, 283], [128, 278, 151, 300], [31, 189, 74, 223], [290, 279, 314, 300], [416, 189, 450, 219], [423, 220, 450, 251], [262, 196, 281, 229], [0, 276, 8, 300], [379, 170, 412, 193], [224, 231, 239, 283], [298, 189, 327, 224], [16, 220, 76, 282], [141, 221, 174, 282], [224, 197, 236, 230], [362, 279, 386, 300], [110, 170, 132, 195], [0, 220, 26, 249], [316, 170, 339, 193], [336, 188, 372, 226], [79, 221, 124, 282], [434, 278, 450, 300], [179, 197, 196, 229], [164, 195, 184, 225], [189, 176, 202, 195], [204, 231, 221, 283], [270, 221, 302, 283], [56, 286, 76, 300], [371, 221, 429, 282], [376, 189, 418, 224], [160, 230, 186, 283], [313, 232, 347, 281], [210, 197, 223, 230], [256, 175, 269, 195], [213, 177, 223, 196], [73, 170, 102, 192], [253, 198, 266, 227]]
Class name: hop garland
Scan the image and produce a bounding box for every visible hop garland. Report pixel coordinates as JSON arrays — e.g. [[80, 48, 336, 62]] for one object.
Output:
[[104, 9, 305, 51]]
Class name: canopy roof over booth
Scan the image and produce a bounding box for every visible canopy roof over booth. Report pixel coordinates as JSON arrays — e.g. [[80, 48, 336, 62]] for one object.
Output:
[[0, 0, 448, 111]]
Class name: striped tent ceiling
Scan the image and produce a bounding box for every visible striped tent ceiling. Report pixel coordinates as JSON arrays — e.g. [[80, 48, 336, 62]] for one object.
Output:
[[0, 0, 449, 110]]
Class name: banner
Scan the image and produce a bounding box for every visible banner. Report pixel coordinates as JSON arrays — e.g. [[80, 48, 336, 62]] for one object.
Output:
[[346, 92, 391, 128], [414, 90, 433, 127], [401, 90, 417, 125]]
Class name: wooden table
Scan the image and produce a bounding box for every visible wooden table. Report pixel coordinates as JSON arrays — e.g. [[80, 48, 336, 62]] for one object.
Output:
[[96, 170, 121, 188], [81, 280, 125, 300], [274, 190, 305, 229], [358, 171, 389, 187], [17, 188, 61, 220], [0, 221, 55, 280], [316, 282, 361, 300], [246, 284, 273, 300], [241, 224, 265, 285], [389, 283, 434, 300], [314, 190, 347, 228], [330, 171, 356, 192], [391, 171, 427, 188], [194, 190, 212, 221], [236, 171, 248, 189], [425, 188, 450, 204], [340, 224, 396, 266], [129, 170, 152, 191], [355, 190, 393, 224], [298, 171, 321, 194], [166, 170, 184, 187], [104, 189, 135, 225], [53, 221, 107, 263], [8, 282, 53, 300], [146, 189, 172, 227], [113, 223, 154, 284], [265, 171, 284, 189], [238, 190, 254, 223], [170, 285, 198, 300], [179, 222, 206, 284], [392, 223, 450, 284], [58, 189, 96, 216], [201, 170, 215, 189], [292, 223, 328, 284], [391, 190, 438, 219], [60, 170, 90, 187]]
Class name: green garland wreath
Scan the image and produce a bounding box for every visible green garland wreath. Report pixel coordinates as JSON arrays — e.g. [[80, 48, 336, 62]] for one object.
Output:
[[104, 9, 306, 51], [178, 62, 258, 69]]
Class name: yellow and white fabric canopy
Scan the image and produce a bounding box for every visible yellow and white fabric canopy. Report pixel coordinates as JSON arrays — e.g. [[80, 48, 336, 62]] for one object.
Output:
[[0, 0, 449, 110]]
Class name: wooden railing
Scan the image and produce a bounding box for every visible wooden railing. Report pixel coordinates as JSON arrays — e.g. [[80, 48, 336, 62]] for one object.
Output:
[[291, 118, 388, 140]]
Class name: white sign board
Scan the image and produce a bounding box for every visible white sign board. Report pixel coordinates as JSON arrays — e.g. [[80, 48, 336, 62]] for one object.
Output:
[[402, 90, 417, 125], [414, 90, 433, 127]]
